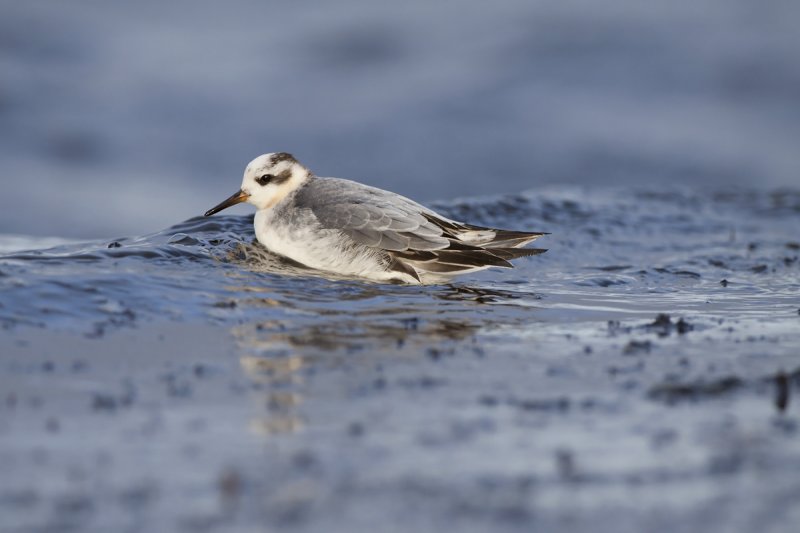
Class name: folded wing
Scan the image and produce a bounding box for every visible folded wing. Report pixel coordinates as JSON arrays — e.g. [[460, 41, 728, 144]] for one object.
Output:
[[295, 178, 547, 281]]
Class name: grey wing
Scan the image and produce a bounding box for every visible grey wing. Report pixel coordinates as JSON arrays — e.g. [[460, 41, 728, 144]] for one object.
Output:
[[295, 178, 451, 252], [294, 177, 547, 281]]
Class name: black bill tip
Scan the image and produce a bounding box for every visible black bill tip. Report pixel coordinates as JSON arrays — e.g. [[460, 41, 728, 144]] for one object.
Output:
[[204, 190, 249, 217]]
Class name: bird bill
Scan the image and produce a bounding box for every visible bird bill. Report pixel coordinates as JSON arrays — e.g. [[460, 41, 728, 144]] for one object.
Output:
[[204, 190, 250, 217]]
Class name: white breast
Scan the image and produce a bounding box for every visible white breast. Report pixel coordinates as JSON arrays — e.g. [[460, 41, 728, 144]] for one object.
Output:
[[253, 208, 396, 281]]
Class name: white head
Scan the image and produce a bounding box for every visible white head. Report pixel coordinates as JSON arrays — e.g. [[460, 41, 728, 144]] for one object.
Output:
[[204, 152, 312, 216]]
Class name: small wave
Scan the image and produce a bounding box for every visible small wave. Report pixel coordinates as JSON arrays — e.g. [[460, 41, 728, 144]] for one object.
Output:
[[1, 188, 798, 335]]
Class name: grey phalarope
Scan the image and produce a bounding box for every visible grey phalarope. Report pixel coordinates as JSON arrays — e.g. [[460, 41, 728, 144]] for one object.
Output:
[[204, 152, 547, 284]]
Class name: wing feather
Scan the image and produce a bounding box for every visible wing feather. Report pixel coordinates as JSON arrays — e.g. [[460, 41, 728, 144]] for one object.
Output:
[[377, 231, 410, 251], [296, 178, 450, 251], [292, 177, 547, 280]]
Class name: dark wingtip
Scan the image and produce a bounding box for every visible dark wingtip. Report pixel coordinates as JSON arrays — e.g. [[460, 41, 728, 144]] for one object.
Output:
[[488, 247, 548, 261]]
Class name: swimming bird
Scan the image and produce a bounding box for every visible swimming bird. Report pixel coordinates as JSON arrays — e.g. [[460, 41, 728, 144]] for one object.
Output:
[[204, 153, 547, 284]]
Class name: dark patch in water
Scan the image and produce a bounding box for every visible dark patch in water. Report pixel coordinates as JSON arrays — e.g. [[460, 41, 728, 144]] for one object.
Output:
[[437, 285, 530, 303], [649, 376, 744, 403], [623, 340, 652, 355], [774, 372, 790, 413], [578, 278, 628, 287], [673, 270, 701, 279], [591, 265, 631, 272], [642, 314, 694, 337]]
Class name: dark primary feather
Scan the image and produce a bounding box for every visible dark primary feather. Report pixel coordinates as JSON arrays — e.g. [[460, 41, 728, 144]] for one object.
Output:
[[489, 247, 548, 260], [420, 213, 548, 247], [293, 177, 547, 280]]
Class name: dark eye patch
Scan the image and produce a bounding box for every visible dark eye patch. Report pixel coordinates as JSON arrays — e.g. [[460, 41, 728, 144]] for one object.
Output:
[[255, 174, 274, 186]]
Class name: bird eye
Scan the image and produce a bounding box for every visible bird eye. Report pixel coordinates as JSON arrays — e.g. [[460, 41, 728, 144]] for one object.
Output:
[[255, 174, 274, 186]]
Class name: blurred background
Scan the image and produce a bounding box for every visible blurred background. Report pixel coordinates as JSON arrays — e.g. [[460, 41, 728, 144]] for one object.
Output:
[[1, 0, 798, 239]]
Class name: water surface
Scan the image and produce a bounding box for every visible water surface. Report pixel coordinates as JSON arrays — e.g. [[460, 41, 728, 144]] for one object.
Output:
[[1, 187, 798, 532]]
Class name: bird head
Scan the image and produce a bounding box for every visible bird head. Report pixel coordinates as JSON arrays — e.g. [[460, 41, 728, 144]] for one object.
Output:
[[204, 152, 311, 216]]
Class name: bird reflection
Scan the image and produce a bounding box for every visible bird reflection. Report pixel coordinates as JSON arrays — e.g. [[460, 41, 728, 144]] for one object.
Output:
[[238, 355, 308, 436], [219, 244, 541, 437]]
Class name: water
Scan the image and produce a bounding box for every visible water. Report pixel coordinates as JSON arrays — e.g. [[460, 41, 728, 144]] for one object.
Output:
[[2, 0, 800, 529], [1, 187, 799, 532]]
